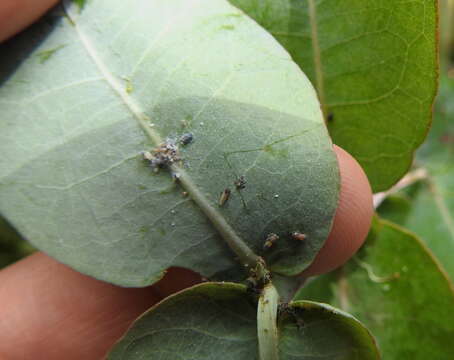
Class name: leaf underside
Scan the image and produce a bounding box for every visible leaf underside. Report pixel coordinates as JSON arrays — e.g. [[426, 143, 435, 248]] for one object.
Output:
[[108, 282, 379, 359], [295, 217, 454, 360], [230, 0, 438, 192], [0, 0, 339, 286]]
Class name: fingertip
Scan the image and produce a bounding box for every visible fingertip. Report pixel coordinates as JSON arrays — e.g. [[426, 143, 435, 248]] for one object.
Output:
[[0, 252, 160, 360], [0, 253, 204, 360], [0, 0, 59, 43], [303, 145, 373, 276]]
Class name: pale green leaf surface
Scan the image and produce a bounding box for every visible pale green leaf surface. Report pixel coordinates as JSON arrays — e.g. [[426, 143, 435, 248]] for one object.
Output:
[[295, 218, 454, 359], [108, 282, 379, 359], [230, 0, 438, 192], [378, 75, 454, 279], [0, 0, 339, 286]]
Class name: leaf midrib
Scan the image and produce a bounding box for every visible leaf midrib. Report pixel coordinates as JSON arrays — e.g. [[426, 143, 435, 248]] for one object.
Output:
[[65, 5, 259, 267]]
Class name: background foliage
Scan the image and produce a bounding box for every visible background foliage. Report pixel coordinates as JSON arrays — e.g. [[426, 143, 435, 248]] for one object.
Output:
[[295, 1, 454, 357], [230, 0, 438, 192]]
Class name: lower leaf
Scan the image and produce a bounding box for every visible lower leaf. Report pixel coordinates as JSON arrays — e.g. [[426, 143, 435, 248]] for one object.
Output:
[[108, 282, 379, 359], [279, 301, 380, 360]]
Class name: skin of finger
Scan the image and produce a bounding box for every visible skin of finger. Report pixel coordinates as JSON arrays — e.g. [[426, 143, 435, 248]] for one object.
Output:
[[302, 145, 374, 276], [0, 0, 58, 43], [0, 253, 198, 360]]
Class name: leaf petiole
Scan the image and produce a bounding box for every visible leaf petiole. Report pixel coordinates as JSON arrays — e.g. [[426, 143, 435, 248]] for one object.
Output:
[[258, 282, 280, 360]]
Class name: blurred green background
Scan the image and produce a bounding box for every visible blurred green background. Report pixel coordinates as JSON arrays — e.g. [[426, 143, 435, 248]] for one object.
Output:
[[376, 0, 454, 281]]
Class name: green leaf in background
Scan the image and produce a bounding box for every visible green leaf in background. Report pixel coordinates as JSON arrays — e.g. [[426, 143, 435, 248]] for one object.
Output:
[[378, 74, 454, 280], [295, 218, 454, 360], [108, 282, 379, 359], [230, 0, 438, 192], [0, 0, 339, 286], [0, 216, 35, 269]]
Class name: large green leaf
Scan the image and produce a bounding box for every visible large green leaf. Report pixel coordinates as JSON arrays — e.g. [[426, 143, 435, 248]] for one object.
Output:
[[295, 218, 454, 359], [108, 282, 379, 359], [0, 0, 339, 286], [230, 0, 438, 192], [378, 74, 454, 279]]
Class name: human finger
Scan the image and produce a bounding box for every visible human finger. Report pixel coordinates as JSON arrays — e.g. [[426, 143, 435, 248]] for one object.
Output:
[[0, 253, 201, 360], [302, 145, 374, 276], [0, 0, 58, 43]]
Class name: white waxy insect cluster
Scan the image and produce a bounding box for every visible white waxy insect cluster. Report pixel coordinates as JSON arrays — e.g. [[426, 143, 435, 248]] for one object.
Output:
[[142, 139, 181, 173]]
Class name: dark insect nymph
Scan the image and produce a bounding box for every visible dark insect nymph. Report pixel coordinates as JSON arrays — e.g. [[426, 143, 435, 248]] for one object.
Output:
[[234, 175, 246, 190], [219, 188, 231, 206], [179, 132, 193, 146]]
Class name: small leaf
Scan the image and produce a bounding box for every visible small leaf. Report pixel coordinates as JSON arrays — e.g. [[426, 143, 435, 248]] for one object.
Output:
[[72, 0, 87, 11], [108, 282, 379, 359], [378, 75, 454, 280], [295, 218, 454, 359], [230, 0, 438, 192], [279, 301, 380, 359], [108, 283, 257, 359], [0, 0, 339, 286]]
